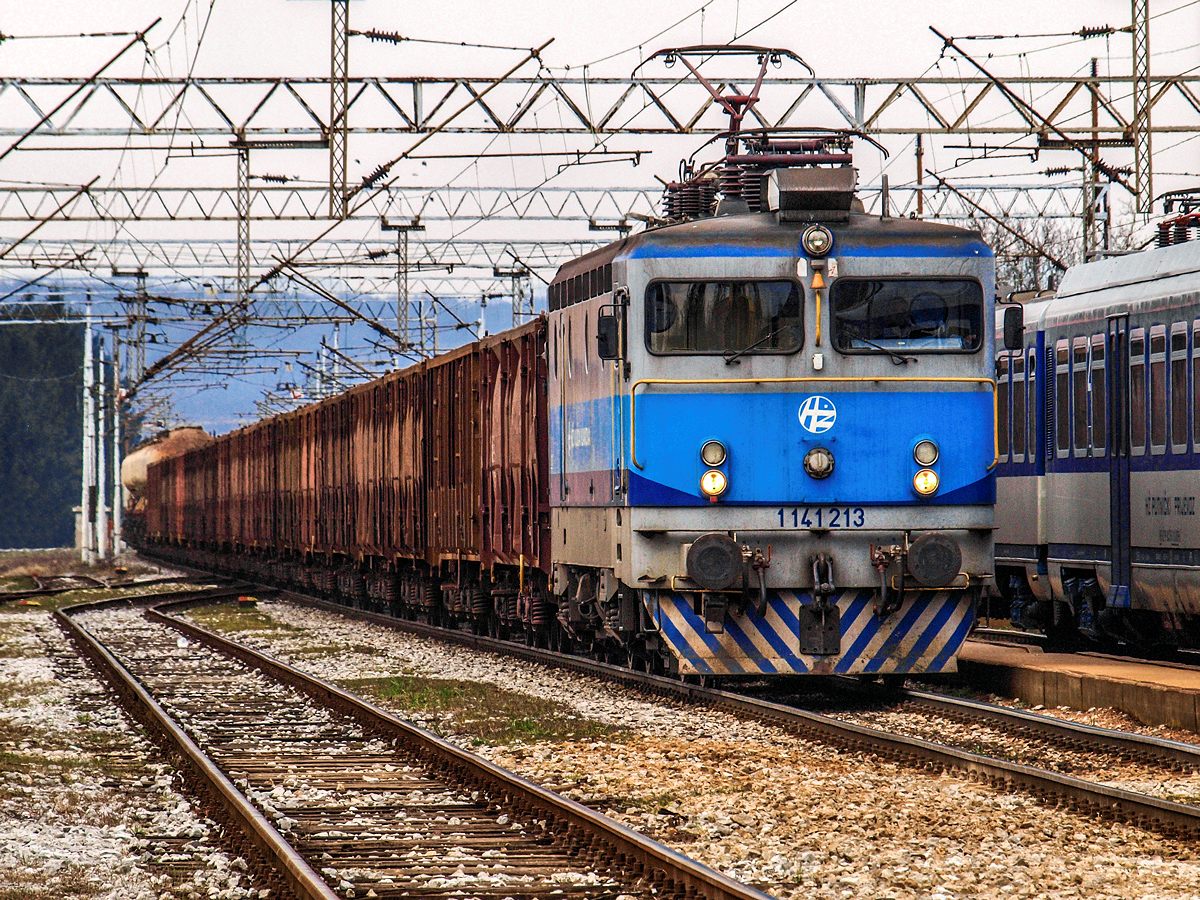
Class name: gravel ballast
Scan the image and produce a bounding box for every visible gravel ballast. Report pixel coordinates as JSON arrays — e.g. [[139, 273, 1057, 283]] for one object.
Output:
[[0, 608, 266, 899], [197, 599, 1200, 900]]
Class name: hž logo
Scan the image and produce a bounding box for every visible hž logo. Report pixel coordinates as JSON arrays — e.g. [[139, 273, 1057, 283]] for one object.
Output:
[[798, 395, 837, 434]]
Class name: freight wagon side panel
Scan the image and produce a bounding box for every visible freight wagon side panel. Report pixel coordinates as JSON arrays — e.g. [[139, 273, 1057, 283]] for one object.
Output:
[[146, 459, 165, 539], [479, 320, 550, 570], [215, 438, 232, 547], [228, 430, 244, 548], [396, 363, 427, 560], [427, 345, 482, 564], [171, 454, 186, 542], [355, 381, 382, 557]]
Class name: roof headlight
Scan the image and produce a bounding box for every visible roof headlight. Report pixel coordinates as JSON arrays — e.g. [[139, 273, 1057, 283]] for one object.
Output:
[[700, 439, 727, 467], [913, 439, 939, 466], [700, 469, 728, 498], [913, 468, 940, 496], [802, 224, 834, 257]]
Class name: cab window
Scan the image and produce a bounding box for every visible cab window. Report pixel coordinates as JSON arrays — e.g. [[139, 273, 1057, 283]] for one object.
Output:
[[831, 278, 984, 354], [644, 280, 802, 355]]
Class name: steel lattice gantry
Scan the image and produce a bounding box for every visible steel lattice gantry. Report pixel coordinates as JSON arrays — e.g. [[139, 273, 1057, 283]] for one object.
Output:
[[2, 74, 1198, 139], [0, 183, 1084, 223]]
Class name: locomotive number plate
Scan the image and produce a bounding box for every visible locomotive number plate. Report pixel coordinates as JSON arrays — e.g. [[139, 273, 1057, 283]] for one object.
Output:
[[777, 507, 866, 529]]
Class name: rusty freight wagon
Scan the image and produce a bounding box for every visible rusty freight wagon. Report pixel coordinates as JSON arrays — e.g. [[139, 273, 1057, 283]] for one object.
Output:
[[144, 320, 550, 631]]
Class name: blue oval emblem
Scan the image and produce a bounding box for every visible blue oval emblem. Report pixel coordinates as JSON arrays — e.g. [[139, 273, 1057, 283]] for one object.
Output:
[[798, 395, 837, 434]]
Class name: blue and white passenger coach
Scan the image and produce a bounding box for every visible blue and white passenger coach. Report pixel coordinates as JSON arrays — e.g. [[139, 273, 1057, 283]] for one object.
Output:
[[547, 163, 999, 677]]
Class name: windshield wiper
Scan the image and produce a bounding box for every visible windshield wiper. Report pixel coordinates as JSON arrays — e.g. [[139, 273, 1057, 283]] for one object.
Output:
[[852, 334, 917, 366], [723, 325, 795, 365]]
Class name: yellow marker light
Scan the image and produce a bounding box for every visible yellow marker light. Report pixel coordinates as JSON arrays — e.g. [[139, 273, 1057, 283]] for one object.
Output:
[[913, 468, 940, 495], [700, 469, 728, 498]]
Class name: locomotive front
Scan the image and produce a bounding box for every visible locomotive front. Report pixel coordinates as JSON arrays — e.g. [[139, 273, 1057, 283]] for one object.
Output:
[[549, 164, 997, 677]]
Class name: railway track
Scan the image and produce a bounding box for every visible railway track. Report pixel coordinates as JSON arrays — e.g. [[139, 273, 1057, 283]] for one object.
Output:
[[0, 572, 211, 603], [250, 590, 1200, 840], [57, 589, 780, 900]]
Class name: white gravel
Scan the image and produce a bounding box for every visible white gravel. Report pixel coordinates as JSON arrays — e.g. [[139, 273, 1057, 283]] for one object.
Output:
[[210, 598, 1200, 900], [0, 609, 267, 899]]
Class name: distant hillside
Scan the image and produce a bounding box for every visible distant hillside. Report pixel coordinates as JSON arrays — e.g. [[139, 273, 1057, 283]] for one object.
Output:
[[0, 311, 85, 548]]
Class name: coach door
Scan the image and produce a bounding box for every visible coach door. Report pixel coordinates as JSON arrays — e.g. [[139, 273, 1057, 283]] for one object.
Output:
[[1106, 315, 1132, 607]]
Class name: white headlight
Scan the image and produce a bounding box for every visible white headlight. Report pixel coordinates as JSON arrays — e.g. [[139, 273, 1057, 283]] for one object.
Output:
[[802, 224, 833, 257], [913, 439, 939, 466], [700, 440, 727, 466], [700, 469, 728, 497], [913, 468, 940, 495]]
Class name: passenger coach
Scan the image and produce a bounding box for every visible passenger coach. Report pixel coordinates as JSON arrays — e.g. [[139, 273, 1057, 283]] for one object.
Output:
[[996, 226, 1200, 650]]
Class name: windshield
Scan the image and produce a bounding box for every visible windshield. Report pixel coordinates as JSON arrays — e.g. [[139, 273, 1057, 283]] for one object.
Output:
[[645, 280, 802, 354], [831, 278, 984, 353]]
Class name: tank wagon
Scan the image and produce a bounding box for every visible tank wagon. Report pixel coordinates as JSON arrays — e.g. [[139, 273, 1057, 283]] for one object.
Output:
[[140, 133, 1000, 679], [995, 204, 1200, 651]]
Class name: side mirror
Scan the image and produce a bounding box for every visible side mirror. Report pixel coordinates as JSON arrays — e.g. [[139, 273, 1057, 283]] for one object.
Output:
[[596, 313, 619, 360], [1002, 305, 1024, 351]]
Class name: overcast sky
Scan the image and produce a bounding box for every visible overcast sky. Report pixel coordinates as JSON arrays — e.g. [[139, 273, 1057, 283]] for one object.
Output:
[[2, 1, 1198, 432], [5, 0, 1198, 81]]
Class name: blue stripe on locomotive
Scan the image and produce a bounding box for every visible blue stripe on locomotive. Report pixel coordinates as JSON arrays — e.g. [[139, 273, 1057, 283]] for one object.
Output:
[[648, 587, 976, 675], [629, 390, 994, 506], [550, 390, 995, 506], [624, 239, 992, 261]]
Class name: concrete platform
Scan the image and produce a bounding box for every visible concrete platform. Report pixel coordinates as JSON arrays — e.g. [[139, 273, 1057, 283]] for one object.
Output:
[[954, 640, 1200, 733]]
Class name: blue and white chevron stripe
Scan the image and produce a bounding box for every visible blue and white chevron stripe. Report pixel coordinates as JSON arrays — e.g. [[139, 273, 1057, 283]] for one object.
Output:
[[646, 589, 976, 676]]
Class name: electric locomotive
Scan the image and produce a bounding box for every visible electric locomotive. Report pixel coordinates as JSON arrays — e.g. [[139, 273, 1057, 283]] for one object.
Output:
[[547, 152, 999, 677], [995, 205, 1200, 651]]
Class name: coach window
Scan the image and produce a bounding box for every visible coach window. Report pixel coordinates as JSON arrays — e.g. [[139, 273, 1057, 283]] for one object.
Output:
[[645, 280, 803, 355], [1073, 336, 1088, 456], [582, 312, 590, 374], [997, 354, 1010, 463], [1172, 322, 1189, 453], [1194, 319, 1200, 450], [1130, 328, 1146, 456], [567, 317, 574, 377], [1055, 338, 1070, 457], [1150, 325, 1167, 454], [1012, 351, 1027, 461], [1027, 349, 1037, 459], [1090, 334, 1106, 455]]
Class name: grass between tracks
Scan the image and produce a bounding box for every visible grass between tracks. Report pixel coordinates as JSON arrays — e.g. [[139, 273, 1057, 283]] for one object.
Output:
[[341, 674, 628, 745], [187, 602, 300, 634]]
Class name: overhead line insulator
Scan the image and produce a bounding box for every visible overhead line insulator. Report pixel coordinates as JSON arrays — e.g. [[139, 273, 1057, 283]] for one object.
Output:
[[360, 163, 390, 189], [355, 29, 406, 46]]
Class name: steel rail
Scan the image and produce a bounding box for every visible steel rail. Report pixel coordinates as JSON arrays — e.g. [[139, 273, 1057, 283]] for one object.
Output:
[[0, 574, 215, 603], [148, 596, 781, 900], [900, 686, 1200, 771], [55, 588, 341, 900], [264, 590, 1200, 839]]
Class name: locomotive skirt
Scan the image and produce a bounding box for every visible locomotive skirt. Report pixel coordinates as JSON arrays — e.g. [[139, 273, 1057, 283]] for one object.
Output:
[[645, 588, 976, 676]]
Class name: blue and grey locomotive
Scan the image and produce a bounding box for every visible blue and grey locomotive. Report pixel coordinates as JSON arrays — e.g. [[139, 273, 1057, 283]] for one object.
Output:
[[548, 144, 999, 677], [995, 206, 1200, 651]]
